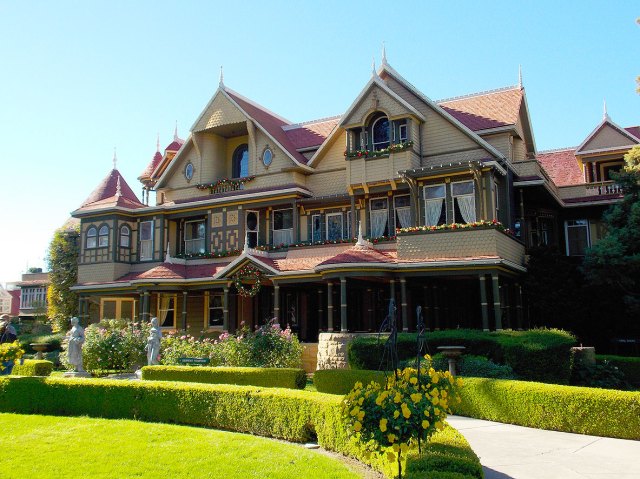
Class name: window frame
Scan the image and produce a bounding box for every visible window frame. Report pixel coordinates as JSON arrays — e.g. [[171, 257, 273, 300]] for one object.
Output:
[[423, 183, 447, 226], [369, 197, 389, 238], [394, 194, 411, 230], [245, 210, 259, 248], [325, 212, 343, 241], [371, 115, 390, 150], [398, 123, 408, 142], [451, 179, 477, 224], [311, 214, 322, 242], [565, 219, 591, 257], [139, 220, 154, 261], [205, 291, 224, 330], [119, 225, 131, 248], [98, 225, 109, 248], [99, 297, 136, 321], [184, 218, 206, 255], [272, 208, 293, 246], [232, 143, 249, 178], [86, 226, 97, 249], [157, 293, 178, 329]]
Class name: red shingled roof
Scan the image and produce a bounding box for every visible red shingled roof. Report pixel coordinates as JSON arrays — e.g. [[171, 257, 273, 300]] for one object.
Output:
[[116, 263, 226, 282], [139, 151, 163, 180], [318, 245, 395, 267], [536, 148, 584, 187], [625, 126, 640, 140], [438, 87, 523, 132], [78, 169, 144, 211], [283, 117, 340, 150], [165, 139, 184, 152], [225, 89, 310, 165]]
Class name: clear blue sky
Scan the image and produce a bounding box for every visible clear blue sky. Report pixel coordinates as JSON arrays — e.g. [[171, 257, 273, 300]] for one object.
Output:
[[0, 1, 638, 285]]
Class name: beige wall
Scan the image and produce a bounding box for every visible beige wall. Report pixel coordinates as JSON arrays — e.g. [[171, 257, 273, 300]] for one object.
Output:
[[78, 262, 131, 284], [342, 85, 412, 127], [581, 124, 635, 152]]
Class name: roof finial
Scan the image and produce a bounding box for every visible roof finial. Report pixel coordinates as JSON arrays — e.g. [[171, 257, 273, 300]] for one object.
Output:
[[156, 132, 160, 152], [219, 65, 224, 87], [174, 121, 178, 141], [518, 65, 523, 89], [381, 41, 387, 65], [372, 56, 377, 76], [603, 98, 609, 121], [115, 176, 122, 198], [112, 147, 117, 170]]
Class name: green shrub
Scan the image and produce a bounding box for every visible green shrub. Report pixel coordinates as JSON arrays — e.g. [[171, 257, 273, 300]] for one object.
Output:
[[597, 355, 640, 387], [10, 360, 53, 377], [455, 377, 640, 440], [18, 333, 64, 354], [0, 377, 481, 478], [142, 366, 306, 389], [314, 369, 386, 395], [349, 329, 576, 384], [431, 354, 517, 379], [571, 359, 629, 390]]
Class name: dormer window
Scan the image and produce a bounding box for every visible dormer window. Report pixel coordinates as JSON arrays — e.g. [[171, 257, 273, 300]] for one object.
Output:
[[86, 227, 97, 249], [232, 144, 249, 178], [98, 225, 109, 247], [371, 115, 390, 150]]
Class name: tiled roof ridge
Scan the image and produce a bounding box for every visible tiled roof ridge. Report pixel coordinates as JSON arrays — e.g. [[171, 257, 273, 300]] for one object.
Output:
[[281, 115, 342, 131], [537, 146, 577, 154], [437, 85, 520, 104], [224, 87, 292, 125]]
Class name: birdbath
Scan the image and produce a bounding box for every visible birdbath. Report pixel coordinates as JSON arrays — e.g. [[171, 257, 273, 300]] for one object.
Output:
[[30, 343, 49, 360], [436, 346, 466, 376]]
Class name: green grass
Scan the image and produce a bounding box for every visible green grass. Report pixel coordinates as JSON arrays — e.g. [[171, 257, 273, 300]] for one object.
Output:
[[0, 413, 360, 479]]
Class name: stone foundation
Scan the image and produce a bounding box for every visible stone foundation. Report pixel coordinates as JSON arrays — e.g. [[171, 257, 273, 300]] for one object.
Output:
[[317, 332, 381, 370]]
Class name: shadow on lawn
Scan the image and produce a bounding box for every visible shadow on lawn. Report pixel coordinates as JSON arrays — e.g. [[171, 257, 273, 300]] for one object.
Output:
[[482, 466, 515, 479]]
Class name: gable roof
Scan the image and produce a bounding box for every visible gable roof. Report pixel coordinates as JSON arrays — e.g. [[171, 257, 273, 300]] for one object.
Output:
[[77, 169, 144, 211], [283, 116, 340, 150], [536, 148, 583, 187], [576, 117, 640, 155]]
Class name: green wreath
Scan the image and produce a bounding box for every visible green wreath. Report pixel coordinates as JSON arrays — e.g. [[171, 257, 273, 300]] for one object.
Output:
[[232, 265, 263, 297]]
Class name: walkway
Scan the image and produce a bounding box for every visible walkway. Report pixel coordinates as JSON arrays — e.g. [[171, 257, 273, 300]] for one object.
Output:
[[447, 415, 640, 479]]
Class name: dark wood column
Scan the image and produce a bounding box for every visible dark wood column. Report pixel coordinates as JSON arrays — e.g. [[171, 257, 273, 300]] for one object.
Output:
[[181, 291, 188, 331], [479, 275, 490, 331], [327, 282, 334, 331], [340, 277, 347, 332], [492, 273, 503, 331]]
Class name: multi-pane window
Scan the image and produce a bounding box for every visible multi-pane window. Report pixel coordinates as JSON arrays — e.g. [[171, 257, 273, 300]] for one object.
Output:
[[246, 211, 258, 248], [232, 144, 249, 178], [185, 220, 206, 255], [452, 181, 476, 224], [120, 225, 130, 248], [86, 227, 97, 249], [371, 116, 390, 150], [207, 293, 224, 328], [424, 184, 446, 226], [20, 287, 47, 309], [326, 213, 343, 241], [493, 181, 500, 221], [273, 208, 293, 246], [394, 195, 411, 229], [158, 294, 177, 328], [98, 226, 109, 247], [565, 220, 590, 256], [100, 298, 135, 321], [312, 214, 322, 242], [140, 221, 154, 260], [370, 198, 389, 237]]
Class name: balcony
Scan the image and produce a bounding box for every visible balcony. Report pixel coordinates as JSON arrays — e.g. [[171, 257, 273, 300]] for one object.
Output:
[[558, 180, 623, 202]]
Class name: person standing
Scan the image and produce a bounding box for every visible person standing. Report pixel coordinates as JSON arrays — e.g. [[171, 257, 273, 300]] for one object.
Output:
[[0, 314, 17, 344]]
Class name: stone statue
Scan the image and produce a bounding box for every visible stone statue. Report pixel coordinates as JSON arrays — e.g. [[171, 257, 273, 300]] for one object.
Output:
[[67, 317, 86, 373], [145, 317, 162, 366]]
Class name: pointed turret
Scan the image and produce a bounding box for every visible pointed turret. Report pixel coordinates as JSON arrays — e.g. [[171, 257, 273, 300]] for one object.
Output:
[[165, 122, 184, 153], [381, 41, 387, 65], [78, 162, 144, 212], [518, 65, 523, 89], [603, 99, 609, 121], [138, 135, 165, 181]]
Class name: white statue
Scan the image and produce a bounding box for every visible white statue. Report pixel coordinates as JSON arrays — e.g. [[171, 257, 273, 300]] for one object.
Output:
[[67, 317, 86, 372], [145, 317, 162, 366]]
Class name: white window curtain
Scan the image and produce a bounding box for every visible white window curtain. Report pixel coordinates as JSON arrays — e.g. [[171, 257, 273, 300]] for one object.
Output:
[[457, 195, 476, 224], [273, 229, 293, 246], [425, 199, 444, 226], [396, 207, 412, 228], [370, 210, 388, 237]]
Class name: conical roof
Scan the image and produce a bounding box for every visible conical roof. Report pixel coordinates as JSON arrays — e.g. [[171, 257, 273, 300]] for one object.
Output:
[[78, 169, 144, 211], [139, 150, 164, 181]]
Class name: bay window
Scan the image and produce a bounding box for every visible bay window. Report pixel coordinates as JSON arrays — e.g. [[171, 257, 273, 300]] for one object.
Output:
[[98, 225, 109, 247], [185, 219, 206, 255], [140, 221, 154, 260], [86, 227, 97, 249]]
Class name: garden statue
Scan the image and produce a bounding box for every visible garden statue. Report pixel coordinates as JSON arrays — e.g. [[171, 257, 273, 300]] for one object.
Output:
[[145, 317, 162, 366], [65, 316, 89, 376]]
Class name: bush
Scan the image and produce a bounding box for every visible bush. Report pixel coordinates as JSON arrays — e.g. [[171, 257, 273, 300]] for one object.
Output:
[[597, 355, 640, 387], [314, 369, 386, 395], [10, 360, 53, 377], [571, 359, 629, 390], [0, 377, 481, 478], [349, 329, 576, 384], [142, 366, 307, 389], [455, 377, 640, 440], [430, 354, 517, 380], [18, 333, 64, 354], [61, 319, 149, 373]]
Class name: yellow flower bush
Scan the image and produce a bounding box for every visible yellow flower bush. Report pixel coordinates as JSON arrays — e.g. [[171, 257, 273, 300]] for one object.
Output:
[[0, 341, 24, 363], [342, 355, 463, 477]]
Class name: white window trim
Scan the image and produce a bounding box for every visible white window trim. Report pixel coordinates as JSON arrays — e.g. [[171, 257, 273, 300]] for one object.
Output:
[[371, 116, 390, 150], [398, 123, 407, 142], [120, 225, 131, 248], [423, 183, 447, 226], [272, 208, 293, 246], [86, 226, 97, 249], [184, 219, 206, 255], [325, 212, 343, 241], [564, 220, 591, 257], [140, 220, 154, 261], [451, 179, 477, 224], [98, 225, 109, 248], [493, 181, 500, 221], [246, 210, 259, 247]]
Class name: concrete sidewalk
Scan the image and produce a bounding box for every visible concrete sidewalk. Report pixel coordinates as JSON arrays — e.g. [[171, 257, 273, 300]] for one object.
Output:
[[447, 415, 640, 479]]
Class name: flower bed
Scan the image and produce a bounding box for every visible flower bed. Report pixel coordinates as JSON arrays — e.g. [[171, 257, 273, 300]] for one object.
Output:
[[397, 219, 513, 236], [345, 141, 414, 159]]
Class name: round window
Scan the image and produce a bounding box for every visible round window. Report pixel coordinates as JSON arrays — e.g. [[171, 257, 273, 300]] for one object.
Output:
[[185, 162, 194, 181], [262, 148, 273, 167]]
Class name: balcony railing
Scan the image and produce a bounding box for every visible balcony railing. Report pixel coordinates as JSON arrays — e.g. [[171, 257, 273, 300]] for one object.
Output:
[[585, 181, 623, 196], [196, 176, 255, 195], [559, 180, 623, 201]]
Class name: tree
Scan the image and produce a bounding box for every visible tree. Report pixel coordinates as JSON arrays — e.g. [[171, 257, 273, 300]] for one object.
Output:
[[46, 224, 80, 332], [583, 147, 640, 316]]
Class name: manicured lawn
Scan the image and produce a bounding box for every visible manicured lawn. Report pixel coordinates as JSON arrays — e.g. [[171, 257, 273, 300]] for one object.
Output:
[[0, 413, 360, 479]]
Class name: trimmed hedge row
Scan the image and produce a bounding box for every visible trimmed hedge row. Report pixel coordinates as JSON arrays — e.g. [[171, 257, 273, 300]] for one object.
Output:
[[456, 377, 640, 440], [597, 355, 640, 386], [313, 369, 387, 395], [10, 360, 53, 377], [142, 366, 307, 389], [348, 329, 576, 384], [0, 377, 481, 479]]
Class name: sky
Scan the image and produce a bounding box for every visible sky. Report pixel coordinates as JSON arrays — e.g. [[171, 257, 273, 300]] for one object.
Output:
[[0, 1, 638, 285]]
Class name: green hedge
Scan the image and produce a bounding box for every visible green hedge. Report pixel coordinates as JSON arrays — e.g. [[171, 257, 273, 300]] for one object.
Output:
[[141, 366, 307, 389], [314, 369, 386, 395], [455, 377, 640, 440], [0, 377, 481, 479], [597, 355, 640, 386], [348, 329, 576, 384], [10, 360, 53, 377]]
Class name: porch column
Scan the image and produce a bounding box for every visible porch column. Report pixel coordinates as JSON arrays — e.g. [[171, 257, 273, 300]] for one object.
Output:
[[77, 297, 83, 324], [142, 291, 150, 322], [492, 273, 503, 331], [350, 196, 357, 239], [423, 284, 430, 330], [138, 292, 144, 322], [400, 278, 408, 331], [181, 291, 188, 331], [223, 286, 229, 331], [515, 282, 524, 330], [433, 285, 440, 330], [340, 277, 347, 332], [389, 278, 396, 304], [317, 287, 324, 330], [479, 275, 489, 331], [273, 283, 280, 320], [292, 200, 299, 243], [327, 282, 334, 331]]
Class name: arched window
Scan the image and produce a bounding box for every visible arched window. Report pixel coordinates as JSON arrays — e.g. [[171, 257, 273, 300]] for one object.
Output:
[[371, 115, 390, 150], [86, 226, 97, 249], [98, 225, 109, 247], [232, 144, 249, 178], [120, 225, 130, 248]]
